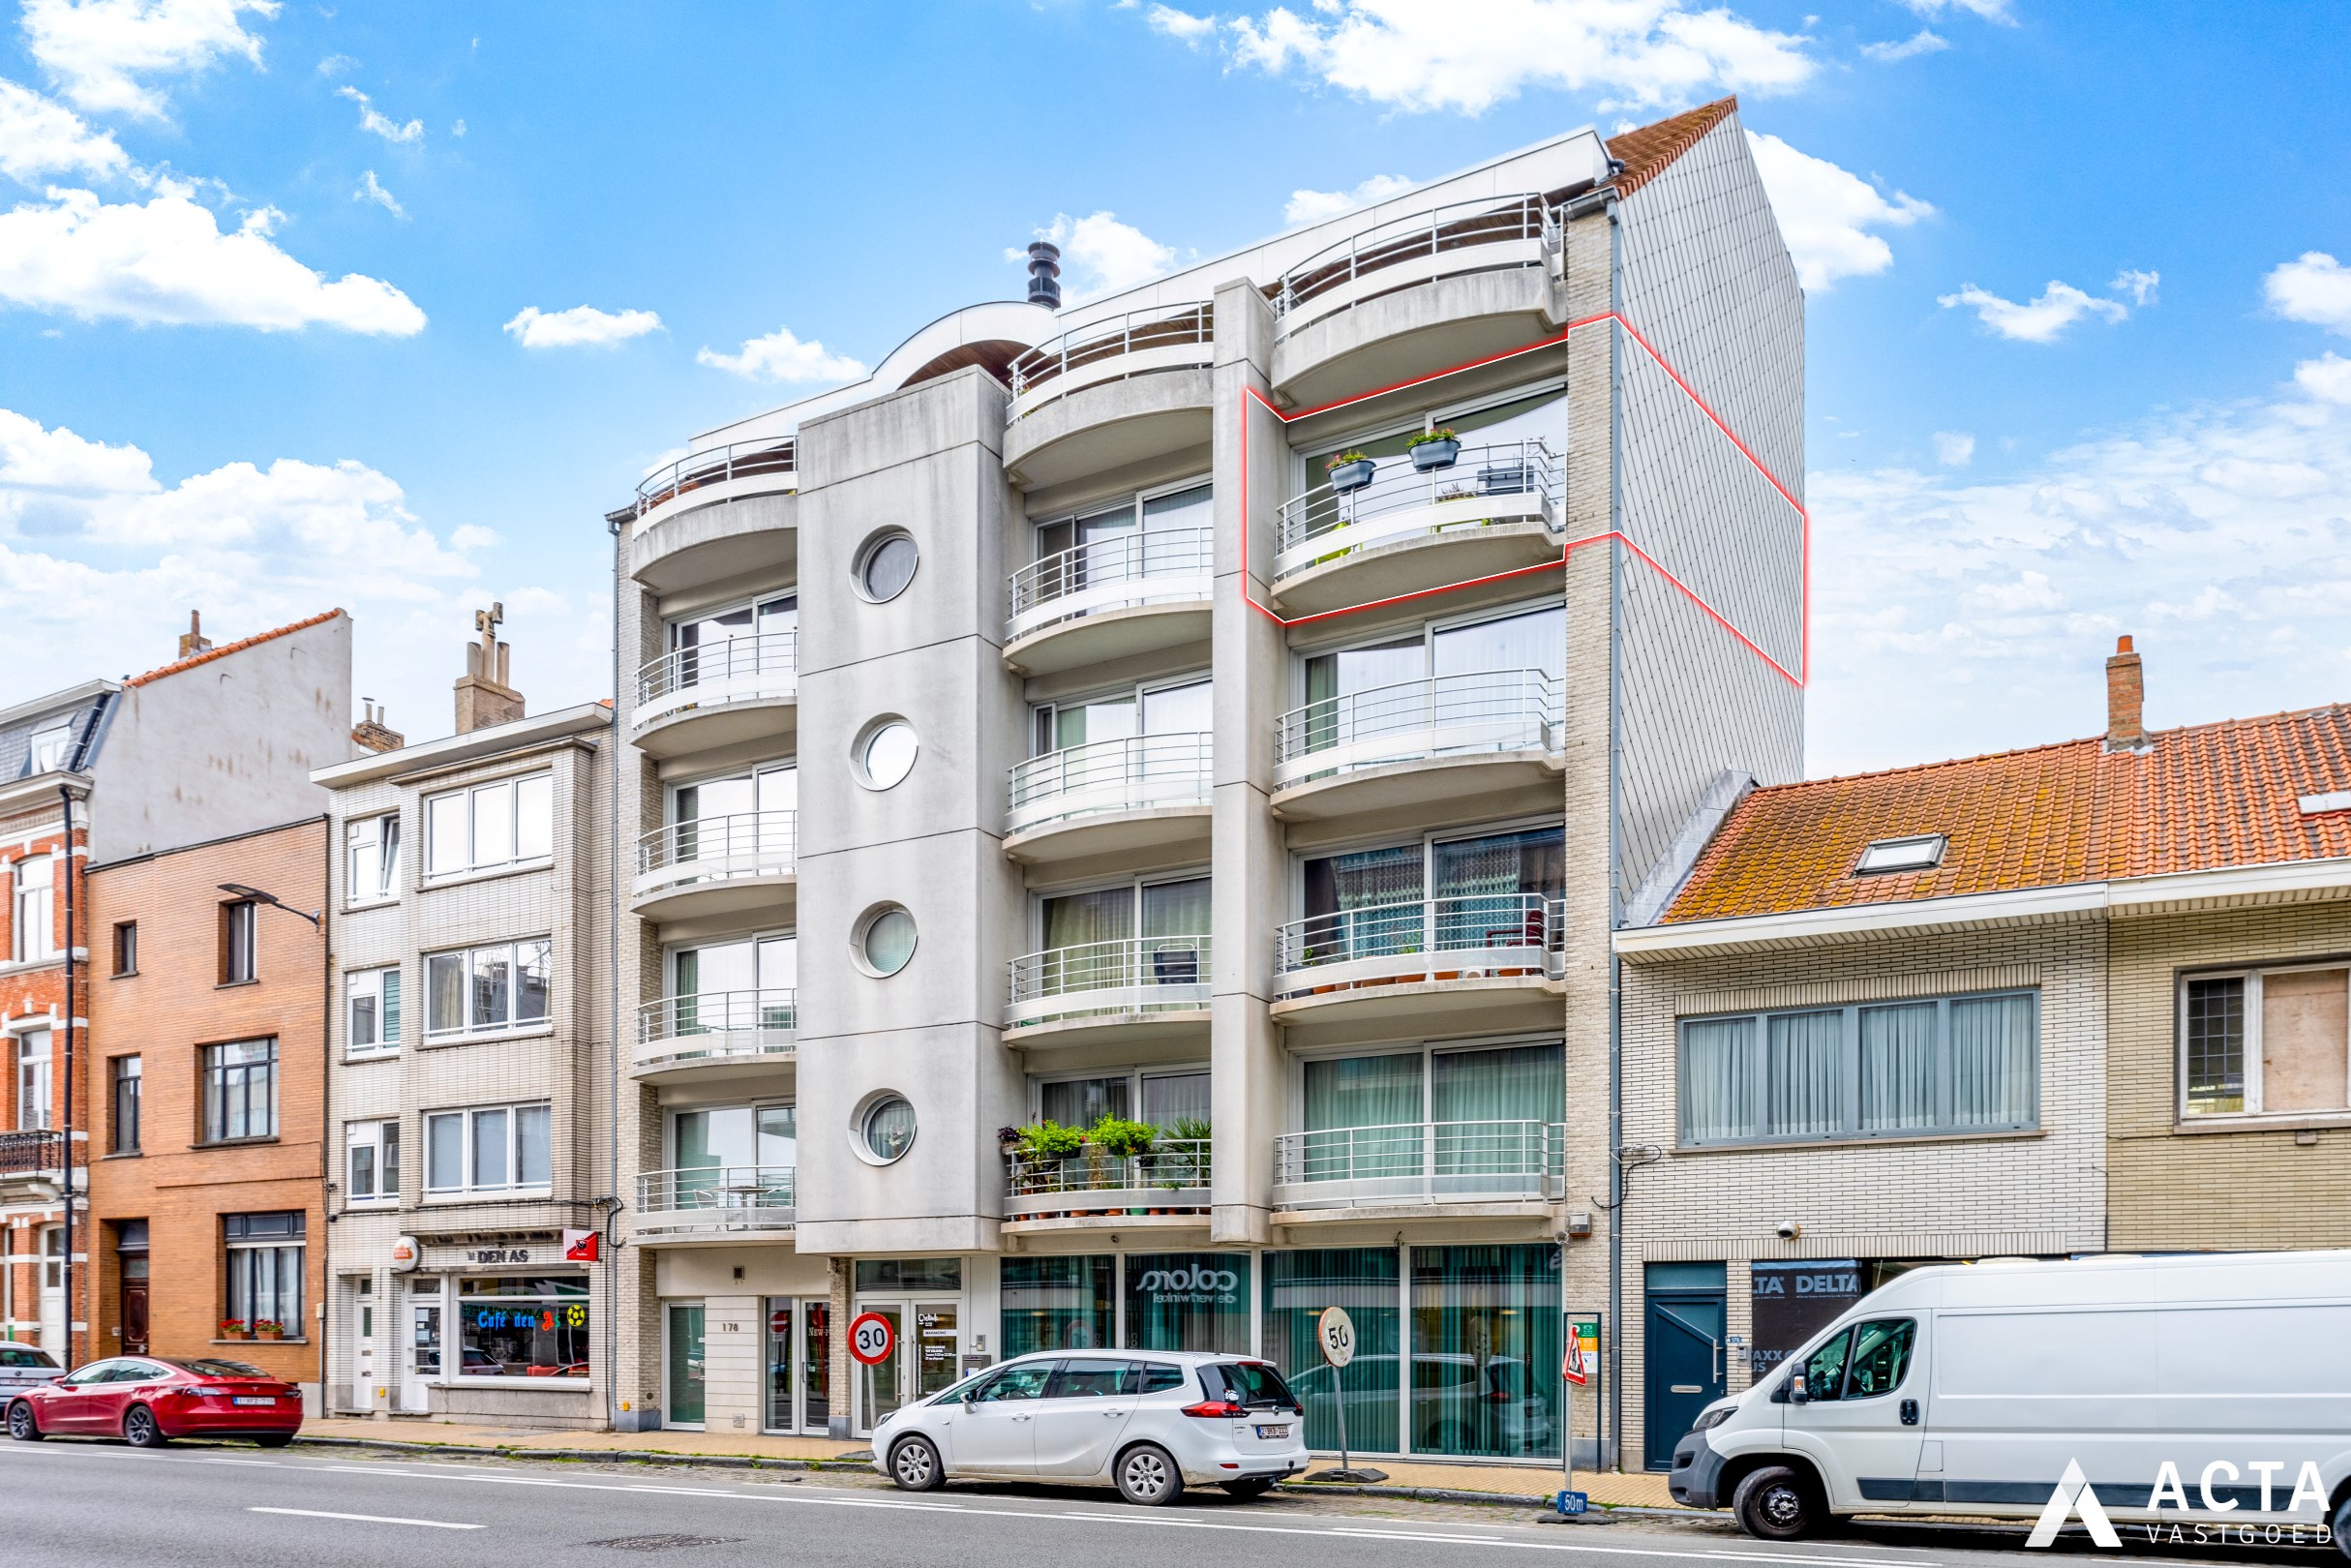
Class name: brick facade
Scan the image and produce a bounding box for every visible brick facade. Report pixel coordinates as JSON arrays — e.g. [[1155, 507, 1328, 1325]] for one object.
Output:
[[1, 794, 88, 1364]]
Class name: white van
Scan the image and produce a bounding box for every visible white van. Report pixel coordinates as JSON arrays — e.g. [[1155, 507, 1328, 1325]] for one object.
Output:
[[1670, 1251, 2351, 1554]]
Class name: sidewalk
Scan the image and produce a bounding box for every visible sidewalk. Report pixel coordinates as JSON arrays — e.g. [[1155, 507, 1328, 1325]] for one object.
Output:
[[295, 1416, 1679, 1509]]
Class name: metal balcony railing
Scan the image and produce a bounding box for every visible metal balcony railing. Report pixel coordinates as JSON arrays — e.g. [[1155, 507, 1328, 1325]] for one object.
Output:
[[1275, 894, 1564, 997], [1275, 438, 1562, 580], [635, 630, 797, 730], [1006, 935, 1212, 1028], [1006, 526, 1212, 645], [1272, 195, 1559, 331], [635, 438, 796, 517], [1274, 1120, 1564, 1208], [636, 810, 796, 899], [1275, 669, 1561, 786], [1007, 732, 1213, 837], [0, 1129, 65, 1176], [635, 1165, 797, 1232], [1007, 1139, 1212, 1208], [634, 989, 797, 1074], [1005, 303, 1215, 424]]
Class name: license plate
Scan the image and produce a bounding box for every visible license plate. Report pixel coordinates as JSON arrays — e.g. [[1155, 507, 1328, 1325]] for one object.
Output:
[[1254, 1424, 1289, 1438], [232, 1397, 274, 1406]]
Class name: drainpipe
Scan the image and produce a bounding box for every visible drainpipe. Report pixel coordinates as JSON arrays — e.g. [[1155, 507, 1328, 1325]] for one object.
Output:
[[1602, 191, 1625, 1473], [606, 508, 624, 1432], [316, 818, 331, 1408], [56, 785, 75, 1369]]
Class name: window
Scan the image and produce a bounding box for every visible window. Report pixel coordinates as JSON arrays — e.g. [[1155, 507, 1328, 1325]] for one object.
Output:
[[853, 907, 917, 979], [109, 1055, 139, 1154], [26, 718, 75, 774], [854, 718, 918, 791], [11, 855, 53, 963], [424, 772, 554, 878], [1298, 1041, 1564, 1186], [859, 1096, 915, 1162], [347, 966, 403, 1054], [1297, 602, 1565, 767], [668, 764, 796, 876], [201, 1040, 278, 1142], [2182, 964, 2351, 1119], [15, 1028, 51, 1131], [1296, 824, 1563, 966], [853, 531, 919, 602], [424, 1103, 552, 1192], [111, 920, 136, 976], [347, 811, 401, 903], [1033, 1069, 1211, 1134], [1030, 674, 1211, 757], [1678, 991, 2038, 1145], [456, 1276, 589, 1379], [1793, 1318, 1914, 1402], [667, 593, 797, 688], [1028, 481, 1212, 608], [1026, 875, 1210, 1001], [1855, 835, 1945, 875], [424, 938, 552, 1039], [347, 1119, 401, 1202], [224, 1212, 304, 1333], [219, 899, 257, 983]]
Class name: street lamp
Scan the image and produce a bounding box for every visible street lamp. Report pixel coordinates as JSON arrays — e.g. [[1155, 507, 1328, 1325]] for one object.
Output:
[[217, 882, 320, 928]]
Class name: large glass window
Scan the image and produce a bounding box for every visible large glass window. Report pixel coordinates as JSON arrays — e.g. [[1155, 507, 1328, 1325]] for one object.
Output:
[[14, 1027, 50, 1131], [668, 1102, 795, 1208], [1123, 1251, 1250, 1354], [1001, 1255, 1116, 1357], [224, 1212, 304, 1333], [347, 1119, 400, 1202], [1297, 825, 1562, 963], [1031, 876, 1210, 995], [1030, 677, 1210, 756], [1030, 481, 1211, 607], [424, 772, 554, 878], [347, 966, 402, 1054], [457, 1276, 588, 1378], [668, 934, 796, 1034], [1265, 1247, 1401, 1453], [670, 594, 796, 681], [424, 938, 552, 1039], [667, 1302, 706, 1423], [11, 855, 53, 963], [1300, 603, 1565, 766], [670, 765, 796, 876], [2182, 965, 2349, 1118], [202, 1040, 277, 1142], [423, 1103, 551, 1192], [1300, 1042, 1562, 1188], [347, 812, 401, 904], [1409, 1244, 1559, 1459]]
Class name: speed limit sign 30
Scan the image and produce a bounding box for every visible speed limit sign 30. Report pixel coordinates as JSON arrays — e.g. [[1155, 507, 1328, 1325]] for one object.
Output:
[[849, 1312, 894, 1366]]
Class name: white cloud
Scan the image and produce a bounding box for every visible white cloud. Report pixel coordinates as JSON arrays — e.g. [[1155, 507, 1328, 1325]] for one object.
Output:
[[2266, 251, 2351, 333], [2295, 352, 2351, 405], [449, 117, 464, 136], [336, 83, 420, 143], [1284, 172, 1415, 227], [1744, 130, 1931, 291], [22, 0, 280, 119], [2111, 267, 2158, 306], [1858, 28, 1947, 61], [1895, 0, 2013, 21], [1149, 0, 1815, 116], [314, 51, 352, 75], [1932, 431, 1974, 466], [1937, 279, 2130, 343], [0, 186, 426, 333], [1024, 210, 1179, 297], [0, 77, 131, 185], [353, 167, 402, 217], [1144, 2, 1215, 43], [503, 303, 662, 349], [695, 324, 866, 384], [0, 407, 153, 491]]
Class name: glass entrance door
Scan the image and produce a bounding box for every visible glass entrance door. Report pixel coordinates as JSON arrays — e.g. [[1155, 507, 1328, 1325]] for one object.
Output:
[[668, 1303, 707, 1428], [404, 1290, 440, 1412], [854, 1299, 959, 1433], [855, 1303, 906, 1433]]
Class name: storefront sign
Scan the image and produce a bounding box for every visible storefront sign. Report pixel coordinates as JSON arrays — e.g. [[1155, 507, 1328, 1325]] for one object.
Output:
[[1134, 1262, 1241, 1302], [1748, 1259, 1862, 1380], [465, 1247, 533, 1265], [389, 1236, 420, 1273], [562, 1227, 600, 1263]]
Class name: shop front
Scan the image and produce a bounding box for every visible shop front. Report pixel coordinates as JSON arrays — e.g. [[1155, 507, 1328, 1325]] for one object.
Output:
[[651, 1242, 831, 1434], [388, 1232, 601, 1428]]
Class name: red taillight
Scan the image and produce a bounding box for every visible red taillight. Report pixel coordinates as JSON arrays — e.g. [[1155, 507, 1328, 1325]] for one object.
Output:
[[1182, 1400, 1247, 1419], [1482, 1390, 1513, 1403]]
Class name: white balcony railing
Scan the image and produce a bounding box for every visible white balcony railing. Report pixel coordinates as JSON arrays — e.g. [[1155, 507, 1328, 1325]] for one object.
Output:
[[1273, 195, 1559, 333], [1275, 894, 1563, 998], [1274, 669, 1561, 788], [1006, 526, 1212, 645], [1006, 1139, 1212, 1217], [635, 438, 796, 517], [1007, 733, 1213, 837], [1274, 1120, 1564, 1209], [1275, 438, 1562, 581], [635, 1165, 797, 1236], [1006, 935, 1212, 1029], [634, 989, 797, 1074], [1006, 303, 1215, 425], [635, 810, 796, 901], [634, 630, 797, 732]]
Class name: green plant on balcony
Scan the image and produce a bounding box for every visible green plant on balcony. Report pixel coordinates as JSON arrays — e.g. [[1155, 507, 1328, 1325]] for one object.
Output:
[[1016, 1120, 1086, 1161], [1089, 1114, 1156, 1160]]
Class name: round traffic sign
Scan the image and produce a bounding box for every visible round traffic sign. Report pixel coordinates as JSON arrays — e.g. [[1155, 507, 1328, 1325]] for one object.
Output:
[[769, 1308, 791, 1338], [1317, 1305, 1356, 1369], [849, 1312, 894, 1366]]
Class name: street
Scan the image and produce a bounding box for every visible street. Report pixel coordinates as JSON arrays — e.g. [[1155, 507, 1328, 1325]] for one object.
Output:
[[0, 1439, 2329, 1568]]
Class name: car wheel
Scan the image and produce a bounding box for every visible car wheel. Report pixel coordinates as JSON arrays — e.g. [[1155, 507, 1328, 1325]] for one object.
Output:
[[2331, 1493, 2350, 1564], [254, 1433, 294, 1449], [6, 1402, 40, 1442], [1222, 1477, 1275, 1499], [1115, 1443, 1184, 1507], [889, 1434, 945, 1493], [124, 1403, 168, 1449], [1732, 1464, 1821, 1541]]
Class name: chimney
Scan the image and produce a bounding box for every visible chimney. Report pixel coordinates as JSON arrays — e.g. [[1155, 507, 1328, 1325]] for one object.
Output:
[[454, 602, 525, 734], [2104, 634, 2148, 753], [350, 699, 405, 755], [178, 610, 213, 659], [1027, 241, 1063, 310]]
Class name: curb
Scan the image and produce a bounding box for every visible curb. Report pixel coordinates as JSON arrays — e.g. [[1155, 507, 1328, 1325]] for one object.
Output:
[[1277, 1481, 1689, 1517]]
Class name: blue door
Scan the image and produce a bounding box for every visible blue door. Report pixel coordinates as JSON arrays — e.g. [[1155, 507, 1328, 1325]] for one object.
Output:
[[1643, 1272, 1726, 1470]]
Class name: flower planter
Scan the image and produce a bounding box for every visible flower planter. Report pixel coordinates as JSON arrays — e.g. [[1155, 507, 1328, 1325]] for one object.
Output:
[[1327, 458, 1376, 494], [1409, 437, 1461, 471], [256, 1329, 284, 1342]]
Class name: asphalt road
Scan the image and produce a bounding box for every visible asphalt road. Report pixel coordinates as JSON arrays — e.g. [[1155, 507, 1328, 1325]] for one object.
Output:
[[0, 1437, 2331, 1568]]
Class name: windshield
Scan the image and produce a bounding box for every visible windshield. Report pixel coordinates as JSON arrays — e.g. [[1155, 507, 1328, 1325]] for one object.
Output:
[[161, 1357, 266, 1378]]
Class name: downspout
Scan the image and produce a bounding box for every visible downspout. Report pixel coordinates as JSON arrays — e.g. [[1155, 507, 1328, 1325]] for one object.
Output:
[[1603, 189, 1626, 1473], [56, 785, 75, 1369], [605, 509, 624, 1432], [316, 817, 331, 1407]]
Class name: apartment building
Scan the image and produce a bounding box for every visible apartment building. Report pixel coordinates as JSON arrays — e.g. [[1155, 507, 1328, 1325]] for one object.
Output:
[[1610, 637, 2351, 1468], [317, 616, 617, 1428], [610, 97, 1805, 1461], [1, 611, 351, 1368]]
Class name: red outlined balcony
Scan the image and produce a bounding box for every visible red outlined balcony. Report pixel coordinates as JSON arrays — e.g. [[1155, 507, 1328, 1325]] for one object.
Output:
[[1004, 733, 1213, 863], [1272, 670, 1562, 823], [1271, 895, 1564, 1038], [630, 439, 799, 595], [1003, 527, 1212, 676], [632, 631, 797, 759], [1272, 1120, 1563, 1214], [632, 989, 797, 1085], [633, 1165, 796, 1244], [1004, 935, 1212, 1047], [1002, 304, 1216, 493], [1271, 439, 1564, 616], [1004, 1139, 1211, 1232], [632, 810, 796, 923]]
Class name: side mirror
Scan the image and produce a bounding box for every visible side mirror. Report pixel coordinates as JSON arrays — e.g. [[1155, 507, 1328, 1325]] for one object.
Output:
[[1789, 1374, 1809, 1404]]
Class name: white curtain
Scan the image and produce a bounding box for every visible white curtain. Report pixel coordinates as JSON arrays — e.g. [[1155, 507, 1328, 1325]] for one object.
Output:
[[1767, 1011, 1844, 1136], [1859, 1003, 1937, 1131], [1951, 995, 2036, 1126], [1679, 1018, 1755, 1141]]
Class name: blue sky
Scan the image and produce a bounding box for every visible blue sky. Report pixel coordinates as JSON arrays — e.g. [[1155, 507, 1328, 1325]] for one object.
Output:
[[2, 0, 2347, 775]]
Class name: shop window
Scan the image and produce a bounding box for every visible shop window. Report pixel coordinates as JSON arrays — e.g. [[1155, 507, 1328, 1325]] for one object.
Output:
[[455, 1276, 588, 1378], [1001, 1255, 1116, 1358], [1265, 1247, 1400, 1454], [1122, 1251, 1250, 1354], [2183, 964, 2350, 1118], [1408, 1244, 1559, 1460]]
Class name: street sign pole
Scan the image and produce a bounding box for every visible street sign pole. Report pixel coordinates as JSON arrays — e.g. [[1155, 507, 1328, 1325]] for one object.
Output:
[[1307, 1305, 1385, 1485], [1334, 1354, 1351, 1476]]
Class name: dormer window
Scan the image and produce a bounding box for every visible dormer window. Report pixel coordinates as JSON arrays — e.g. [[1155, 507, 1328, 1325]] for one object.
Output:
[[1854, 835, 1945, 876]]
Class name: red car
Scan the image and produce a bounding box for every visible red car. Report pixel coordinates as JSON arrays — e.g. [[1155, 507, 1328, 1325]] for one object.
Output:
[[6, 1355, 303, 1447]]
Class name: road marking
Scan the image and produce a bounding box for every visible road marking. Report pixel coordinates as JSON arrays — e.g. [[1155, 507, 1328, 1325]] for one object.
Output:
[[251, 1507, 482, 1530]]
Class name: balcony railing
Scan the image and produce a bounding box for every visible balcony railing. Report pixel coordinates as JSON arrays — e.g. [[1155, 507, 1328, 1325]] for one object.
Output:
[[1006, 303, 1215, 424], [1008, 732, 1213, 837], [0, 1129, 65, 1176], [1006, 526, 1213, 645], [1007, 935, 1212, 1029], [634, 989, 797, 1074], [1273, 195, 1559, 332], [1275, 894, 1564, 998], [1274, 1120, 1564, 1208], [635, 438, 796, 517], [635, 630, 798, 731], [1275, 669, 1561, 787], [1275, 438, 1562, 581], [635, 1165, 797, 1235], [1006, 1139, 1212, 1217], [636, 810, 796, 900]]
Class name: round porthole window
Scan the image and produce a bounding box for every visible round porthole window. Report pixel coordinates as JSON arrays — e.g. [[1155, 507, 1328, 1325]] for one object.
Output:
[[853, 529, 919, 603], [855, 717, 919, 791], [859, 1095, 917, 1163], [854, 904, 919, 978]]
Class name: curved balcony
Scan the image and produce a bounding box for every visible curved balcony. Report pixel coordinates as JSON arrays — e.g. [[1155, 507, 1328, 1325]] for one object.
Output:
[[1004, 527, 1212, 676], [1273, 1121, 1563, 1213], [632, 989, 797, 1084], [1005, 1139, 1211, 1230], [633, 631, 797, 759], [1273, 670, 1562, 822], [1272, 895, 1563, 1040], [1005, 935, 1212, 1045], [1007, 304, 1215, 425], [1272, 439, 1562, 615], [634, 1165, 796, 1244], [1002, 304, 1217, 492], [1273, 196, 1557, 335], [633, 811, 796, 922], [635, 438, 795, 522], [1005, 733, 1213, 863]]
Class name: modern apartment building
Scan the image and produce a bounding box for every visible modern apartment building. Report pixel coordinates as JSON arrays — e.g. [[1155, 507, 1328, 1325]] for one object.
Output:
[[610, 96, 1805, 1462], [317, 616, 618, 1428]]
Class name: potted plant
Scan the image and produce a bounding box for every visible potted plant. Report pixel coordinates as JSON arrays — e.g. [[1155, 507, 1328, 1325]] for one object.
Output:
[[1324, 449, 1376, 494], [219, 1319, 250, 1341], [253, 1319, 285, 1342], [1408, 427, 1462, 470]]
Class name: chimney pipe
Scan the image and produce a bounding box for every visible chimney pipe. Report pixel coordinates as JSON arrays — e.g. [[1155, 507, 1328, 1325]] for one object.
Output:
[[1027, 241, 1063, 311], [178, 610, 212, 659], [2104, 634, 2148, 753], [350, 698, 406, 755], [454, 602, 525, 735]]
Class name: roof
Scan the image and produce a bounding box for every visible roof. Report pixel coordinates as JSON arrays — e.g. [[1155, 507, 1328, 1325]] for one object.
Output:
[[1606, 97, 1738, 199], [1662, 703, 2351, 923], [125, 609, 345, 688]]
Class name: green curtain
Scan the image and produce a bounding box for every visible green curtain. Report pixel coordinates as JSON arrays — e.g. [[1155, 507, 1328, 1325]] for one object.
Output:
[[1001, 1255, 1116, 1356], [1432, 1044, 1561, 1184], [1123, 1252, 1250, 1353], [1265, 1248, 1401, 1453], [1305, 1054, 1422, 1184], [1408, 1245, 1560, 1460]]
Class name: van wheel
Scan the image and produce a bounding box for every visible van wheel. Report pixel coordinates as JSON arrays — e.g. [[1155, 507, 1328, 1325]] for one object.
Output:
[[1116, 1443, 1184, 1506], [1733, 1464, 1822, 1541], [889, 1434, 945, 1492]]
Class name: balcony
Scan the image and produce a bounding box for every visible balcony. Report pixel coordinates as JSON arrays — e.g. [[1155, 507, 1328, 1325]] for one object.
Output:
[[633, 631, 797, 759], [634, 1165, 796, 1244], [1004, 528, 1213, 677], [1272, 1121, 1563, 1214], [1275, 196, 1558, 334], [1272, 895, 1564, 1041], [1005, 733, 1213, 863], [1005, 1139, 1211, 1231], [1005, 935, 1211, 1046], [633, 811, 797, 923], [636, 437, 794, 521], [630, 441, 798, 596], [1273, 670, 1562, 823], [1002, 305, 1216, 493], [1272, 439, 1563, 615], [632, 990, 797, 1084], [0, 1129, 65, 1198]]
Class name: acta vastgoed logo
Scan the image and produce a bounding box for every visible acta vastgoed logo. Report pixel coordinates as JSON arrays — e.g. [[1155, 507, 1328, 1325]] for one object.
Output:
[[2029, 1458, 2337, 1550]]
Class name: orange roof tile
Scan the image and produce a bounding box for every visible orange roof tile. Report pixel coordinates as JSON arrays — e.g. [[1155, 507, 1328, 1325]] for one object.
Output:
[[1605, 98, 1738, 199], [126, 609, 346, 688]]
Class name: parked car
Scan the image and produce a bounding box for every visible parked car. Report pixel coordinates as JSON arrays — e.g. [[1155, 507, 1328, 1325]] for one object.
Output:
[[872, 1349, 1309, 1505], [0, 1343, 63, 1395], [6, 1355, 303, 1448], [1286, 1351, 1555, 1457]]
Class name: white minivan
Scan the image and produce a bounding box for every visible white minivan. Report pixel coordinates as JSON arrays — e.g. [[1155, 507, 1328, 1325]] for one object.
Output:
[[1671, 1250, 2351, 1554]]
